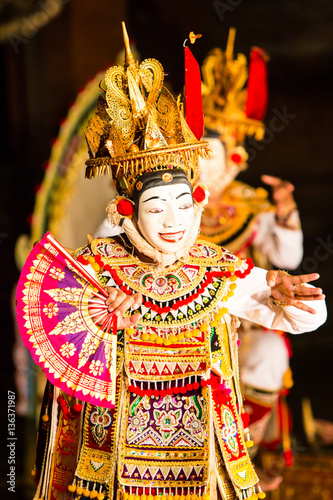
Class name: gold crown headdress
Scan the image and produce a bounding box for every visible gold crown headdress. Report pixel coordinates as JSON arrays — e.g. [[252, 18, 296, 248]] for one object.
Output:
[[202, 28, 268, 144], [84, 22, 210, 197]]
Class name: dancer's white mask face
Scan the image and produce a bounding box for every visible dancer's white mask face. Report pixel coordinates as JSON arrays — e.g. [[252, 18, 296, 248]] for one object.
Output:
[[199, 137, 239, 198], [137, 182, 194, 254], [198, 138, 227, 198]]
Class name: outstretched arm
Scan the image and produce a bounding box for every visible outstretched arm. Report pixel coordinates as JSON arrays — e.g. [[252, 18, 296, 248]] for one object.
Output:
[[227, 267, 327, 333], [252, 175, 303, 269]]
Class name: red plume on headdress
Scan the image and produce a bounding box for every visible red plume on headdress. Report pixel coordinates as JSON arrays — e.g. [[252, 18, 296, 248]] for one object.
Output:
[[245, 47, 269, 121], [185, 42, 204, 140]]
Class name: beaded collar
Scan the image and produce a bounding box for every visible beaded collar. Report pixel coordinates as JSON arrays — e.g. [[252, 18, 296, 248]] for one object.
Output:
[[76, 237, 253, 329]]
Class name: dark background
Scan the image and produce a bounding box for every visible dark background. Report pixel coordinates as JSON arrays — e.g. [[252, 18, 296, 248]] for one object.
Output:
[[1, 0, 333, 497]]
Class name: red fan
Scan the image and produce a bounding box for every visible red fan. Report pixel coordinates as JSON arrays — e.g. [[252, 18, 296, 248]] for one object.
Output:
[[16, 233, 117, 408]]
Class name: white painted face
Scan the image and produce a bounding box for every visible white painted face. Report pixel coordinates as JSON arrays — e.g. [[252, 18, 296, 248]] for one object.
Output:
[[199, 137, 230, 198], [137, 182, 194, 253]]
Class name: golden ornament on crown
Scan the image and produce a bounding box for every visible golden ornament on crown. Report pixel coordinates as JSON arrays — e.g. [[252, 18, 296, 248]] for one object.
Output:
[[201, 27, 267, 146], [84, 22, 210, 197]]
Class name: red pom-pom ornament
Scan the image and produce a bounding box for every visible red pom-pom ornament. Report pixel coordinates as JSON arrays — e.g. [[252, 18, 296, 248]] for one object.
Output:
[[193, 186, 206, 203], [230, 153, 242, 164], [117, 199, 134, 216]]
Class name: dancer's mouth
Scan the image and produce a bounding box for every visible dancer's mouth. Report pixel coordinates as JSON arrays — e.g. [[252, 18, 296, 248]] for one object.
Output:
[[159, 231, 185, 243]]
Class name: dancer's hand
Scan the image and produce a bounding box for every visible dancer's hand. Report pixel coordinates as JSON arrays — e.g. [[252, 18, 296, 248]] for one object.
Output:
[[261, 174, 296, 219], [266, 271, 325, 314], [105, 287, 142, 329]]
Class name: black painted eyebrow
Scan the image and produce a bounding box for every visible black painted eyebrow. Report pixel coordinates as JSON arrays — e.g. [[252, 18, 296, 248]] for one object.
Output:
[[142, 191, 191, 203], [176, 192, 191, 200], [142, 196, 166, 203]]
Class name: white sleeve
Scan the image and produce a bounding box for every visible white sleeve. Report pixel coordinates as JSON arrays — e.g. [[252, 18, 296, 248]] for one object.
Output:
[[227, 266, 327, 334], [252, 211, 303, 269], [93, 218, 125, 238]]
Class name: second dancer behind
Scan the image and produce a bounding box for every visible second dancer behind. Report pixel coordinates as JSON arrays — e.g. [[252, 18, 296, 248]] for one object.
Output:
[[199, 29, 303, 488]]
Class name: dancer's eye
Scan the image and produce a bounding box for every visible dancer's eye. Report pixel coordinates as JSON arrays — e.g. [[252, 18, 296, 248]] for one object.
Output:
[[148, 208, 163, 213]]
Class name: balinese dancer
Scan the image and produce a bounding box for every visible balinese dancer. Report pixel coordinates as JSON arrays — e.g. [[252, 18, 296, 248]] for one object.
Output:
[[199, 29, 303, 484], [16, 24, 326, 500]]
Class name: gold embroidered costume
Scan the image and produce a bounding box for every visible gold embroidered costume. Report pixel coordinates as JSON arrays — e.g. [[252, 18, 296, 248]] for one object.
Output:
[[32, 235, 262, 500]]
